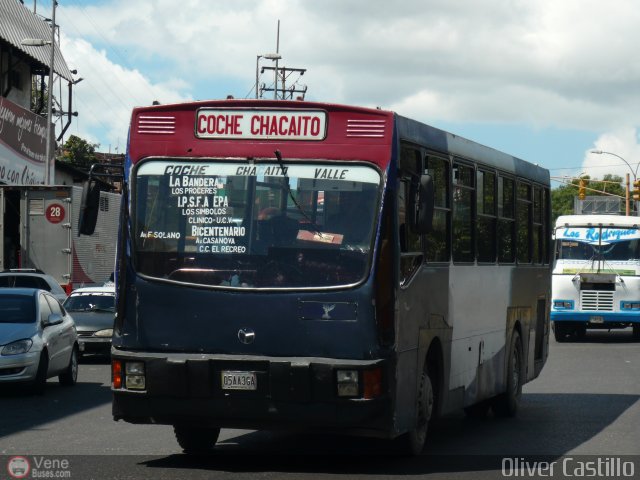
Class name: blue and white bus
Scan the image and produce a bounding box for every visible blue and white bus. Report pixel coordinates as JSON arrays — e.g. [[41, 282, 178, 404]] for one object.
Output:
[[81, 99, 551, 454], [552, 214, 640, 341]]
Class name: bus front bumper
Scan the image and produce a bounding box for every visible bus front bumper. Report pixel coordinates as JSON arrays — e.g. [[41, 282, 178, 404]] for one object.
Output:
[[111, 350, 391, 436], [551, 311, 640, 328]]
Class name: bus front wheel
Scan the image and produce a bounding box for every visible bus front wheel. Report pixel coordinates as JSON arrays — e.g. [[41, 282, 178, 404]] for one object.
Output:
[[173, 425, 220, 454], [403, 369, 434, 455], [493, 329, 523, 417], [553, 323, 569, 343]]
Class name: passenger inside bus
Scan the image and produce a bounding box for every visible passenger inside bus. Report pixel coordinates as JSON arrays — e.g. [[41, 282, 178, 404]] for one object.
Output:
[[255, 207, 299, 250], [328, 191, 374, 245]]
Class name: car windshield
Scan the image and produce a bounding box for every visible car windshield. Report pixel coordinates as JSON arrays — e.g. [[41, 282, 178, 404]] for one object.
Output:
[[555, 226, 640, 262], [0, 295, 36, 323], [133, 159, 381, 289], [64, 293, 115, 312]]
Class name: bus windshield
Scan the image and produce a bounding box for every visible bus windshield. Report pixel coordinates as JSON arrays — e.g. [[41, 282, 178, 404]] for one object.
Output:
[[133, 159, 381, 289], [555, 226, 640, 263]]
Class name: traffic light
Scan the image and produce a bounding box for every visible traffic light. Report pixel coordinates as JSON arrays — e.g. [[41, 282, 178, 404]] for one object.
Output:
[[633, 179, 640, 201], [578, 179, 586, 200]]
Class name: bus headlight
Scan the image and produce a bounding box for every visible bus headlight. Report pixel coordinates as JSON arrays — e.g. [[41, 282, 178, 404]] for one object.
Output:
[[125, 361, 146, 390], [336, 369, 359, 397], [621, 301, 640, 310], [553, 300, 574, 310]]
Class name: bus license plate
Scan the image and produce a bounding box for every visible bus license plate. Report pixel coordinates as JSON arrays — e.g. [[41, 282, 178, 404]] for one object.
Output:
[[590, 316, 604, 324], [221, 371, 257, 390]]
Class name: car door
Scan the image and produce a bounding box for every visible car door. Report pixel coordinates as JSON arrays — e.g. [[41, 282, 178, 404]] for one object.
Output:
[[45, 293, 75, 371], [38, 292, 60, 374]]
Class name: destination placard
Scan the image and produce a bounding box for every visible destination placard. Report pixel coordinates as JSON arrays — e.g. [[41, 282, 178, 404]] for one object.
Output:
[[195, 109, 327, 140], [556, 227, 640, 244], [136, 161, 380, 255]]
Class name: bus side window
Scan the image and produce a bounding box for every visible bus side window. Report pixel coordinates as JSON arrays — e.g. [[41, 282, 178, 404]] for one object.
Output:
[[425, 155, 450, 262], [399, 144, 423, 285], [498, 176, 516, 263], [452, 161, 475, 263], [533, 186, 544, 264], [477, 169, 497, 263], [517, 181, 532, 264]]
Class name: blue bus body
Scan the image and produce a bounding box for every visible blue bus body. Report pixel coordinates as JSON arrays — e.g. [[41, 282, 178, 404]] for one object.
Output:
[[109, 100, 551, 452]]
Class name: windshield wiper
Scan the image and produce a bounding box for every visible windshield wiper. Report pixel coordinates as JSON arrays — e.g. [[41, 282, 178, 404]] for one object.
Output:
[[274, 149, 326, 238]]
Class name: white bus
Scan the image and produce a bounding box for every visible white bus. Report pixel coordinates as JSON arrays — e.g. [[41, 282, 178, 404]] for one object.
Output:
[[552, 214, 640, 341]]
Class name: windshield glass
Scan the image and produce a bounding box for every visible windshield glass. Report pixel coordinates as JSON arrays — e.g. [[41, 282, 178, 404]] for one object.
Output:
[[0, 295, 36, 323], [133, 159, 381, 288], [64, 293, 115, 312], [555, 226, 640, 265]]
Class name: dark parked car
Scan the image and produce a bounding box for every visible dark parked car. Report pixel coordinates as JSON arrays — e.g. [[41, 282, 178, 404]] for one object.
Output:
[[0, 288, 78, 393], [63, 286, 115, 356], [0, 269, 68, 303]]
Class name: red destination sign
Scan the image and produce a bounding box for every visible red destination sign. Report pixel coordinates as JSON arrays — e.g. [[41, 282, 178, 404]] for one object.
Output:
[[195, 109, 327, 141]]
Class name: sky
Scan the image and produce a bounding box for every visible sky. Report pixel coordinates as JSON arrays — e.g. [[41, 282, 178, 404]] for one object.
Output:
[[36, 0, 640, 188]]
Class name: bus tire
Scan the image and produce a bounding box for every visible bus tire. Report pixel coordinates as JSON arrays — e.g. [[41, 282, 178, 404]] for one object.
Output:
[[173, 425, 220, 454], [493, 329, 523, 417], [633, 325, 640, 340], [402, 369, 434, 455], [553, 323, 568, 343]]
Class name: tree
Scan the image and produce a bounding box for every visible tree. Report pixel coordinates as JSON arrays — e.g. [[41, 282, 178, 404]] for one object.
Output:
[[59, 135, 99, 170], [551, 174, 625, 222]]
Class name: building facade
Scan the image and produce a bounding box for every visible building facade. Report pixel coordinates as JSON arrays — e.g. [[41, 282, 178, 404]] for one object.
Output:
[[0, 0, 76, 185]]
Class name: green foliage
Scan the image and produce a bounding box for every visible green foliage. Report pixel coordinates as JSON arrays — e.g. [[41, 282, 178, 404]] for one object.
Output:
[[59, 135, 99, 170], [551, 175, 626, 222]]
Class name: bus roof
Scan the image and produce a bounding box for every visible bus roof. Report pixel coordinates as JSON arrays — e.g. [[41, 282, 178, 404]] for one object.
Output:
[[555, 214, 640, 228], [128, 99, 395, 168], [396, 114, 549, 185], [127, 99, 549, 185]]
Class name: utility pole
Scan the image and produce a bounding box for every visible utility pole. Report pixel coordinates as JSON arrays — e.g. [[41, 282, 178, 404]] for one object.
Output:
[[626, 173, 630, 216], [261, 66, 307, 99], [257, 20, 308, 100]]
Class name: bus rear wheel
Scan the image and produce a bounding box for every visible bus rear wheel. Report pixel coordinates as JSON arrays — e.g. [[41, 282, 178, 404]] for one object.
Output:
[[493, 329, 523, 417], [173, 425, 220, 454]]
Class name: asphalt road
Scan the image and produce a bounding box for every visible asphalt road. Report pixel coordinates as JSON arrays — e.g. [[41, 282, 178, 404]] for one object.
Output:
[[1, 329, 639, 479]]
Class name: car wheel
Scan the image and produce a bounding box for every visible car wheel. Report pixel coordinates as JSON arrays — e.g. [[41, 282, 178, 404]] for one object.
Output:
[[59, 345, 79, 386], [173, 426, 220, 454], [30, 351, 49, 395], [633, 325, 640, 340], [493, 329, 523, 417]]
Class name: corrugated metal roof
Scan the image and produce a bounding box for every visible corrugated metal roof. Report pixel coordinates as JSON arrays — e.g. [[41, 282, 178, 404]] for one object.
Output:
[[0, 0, 74, 82]]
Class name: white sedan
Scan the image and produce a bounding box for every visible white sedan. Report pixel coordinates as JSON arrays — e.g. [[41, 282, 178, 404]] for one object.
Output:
[[0, 288, 78, 394]]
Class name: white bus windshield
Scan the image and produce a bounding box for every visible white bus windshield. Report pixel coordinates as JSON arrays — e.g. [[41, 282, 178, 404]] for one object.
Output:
[[555, 226, 640, 263], [133, 159, 381, 288]]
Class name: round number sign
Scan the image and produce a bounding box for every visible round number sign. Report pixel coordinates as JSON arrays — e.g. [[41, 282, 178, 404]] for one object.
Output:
[[45, 203, 66, 224]]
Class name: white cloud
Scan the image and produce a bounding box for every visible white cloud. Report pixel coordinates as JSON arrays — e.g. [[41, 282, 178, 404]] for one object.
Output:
[[58, 36, 192, 150], [582, 128, 640, 181], [52, 0, 640, 151]]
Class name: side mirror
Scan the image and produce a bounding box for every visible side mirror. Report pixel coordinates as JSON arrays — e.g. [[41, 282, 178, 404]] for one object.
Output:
[[78, 179, 101, 235], [410, 174, 434, 234], [43, 313, 63, 327]]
